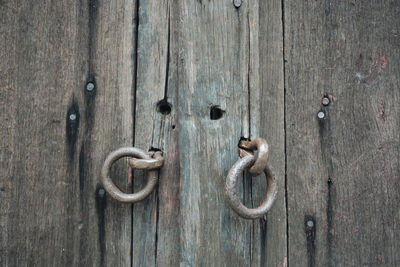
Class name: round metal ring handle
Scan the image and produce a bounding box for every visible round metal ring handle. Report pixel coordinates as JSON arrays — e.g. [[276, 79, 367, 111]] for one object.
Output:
[[225, 155, 278, 220], [239, 138, 269, 177], [101, 147, 162, 203]]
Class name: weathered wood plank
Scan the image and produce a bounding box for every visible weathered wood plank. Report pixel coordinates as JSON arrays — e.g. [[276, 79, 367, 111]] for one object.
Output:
[[251, 0, 287, 266], [285, 0, 400, 266], [131, 0, 173, 265], [132, 1, 182, 265], [132, 0, 286, 266], [153, 2, 182, 265], [0, 0, 136, 266], [175, 0, 259, 265], [176, 2, 248, 265]]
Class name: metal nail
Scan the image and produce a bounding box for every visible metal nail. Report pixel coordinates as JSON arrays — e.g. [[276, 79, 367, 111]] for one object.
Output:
[[233, 0, 241, 8], [322, 97, 330, 106], [86, 82, 95, 91], [98, 188, 105, 197]]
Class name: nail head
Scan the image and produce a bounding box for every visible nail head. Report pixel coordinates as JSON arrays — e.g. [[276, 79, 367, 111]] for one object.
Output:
[[233, 0, 241, 8], [322, 97, 330, 106], [86, 82, 95, 91], [317, 111, 325, 119], [307, 220, 314, 228], [69, 114, 77, 121], [98, 188, 105, 197]]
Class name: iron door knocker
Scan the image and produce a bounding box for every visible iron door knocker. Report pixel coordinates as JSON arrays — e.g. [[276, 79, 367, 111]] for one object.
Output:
[[101, 147, 163, 203], [225, 138, 278, 219]]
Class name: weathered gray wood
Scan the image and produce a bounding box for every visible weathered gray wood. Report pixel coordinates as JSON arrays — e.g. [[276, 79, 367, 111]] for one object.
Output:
[[251, 0, 287, 266], [131, 0, 287, 266], [132, 2, 182, 265], [131, 1, 172, 265], [0, 0, 136, 266], [132, 0, 286, 266], [285, 1, 400, 266], [176, 1, 251, 265]]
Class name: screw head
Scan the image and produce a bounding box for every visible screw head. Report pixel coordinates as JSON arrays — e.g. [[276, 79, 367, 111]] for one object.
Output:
[[233, 0, 241, 8], [322, 97, 330, 106], [307, 220, 314, 228], [98, 188, 105, 197], [86, 82, 95, 91], [317, 111, 325, 119], [69, 114, 77, 121]]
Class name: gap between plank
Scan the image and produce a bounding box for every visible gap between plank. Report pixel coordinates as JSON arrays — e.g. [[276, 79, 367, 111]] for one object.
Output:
[[154, 7, 172, 266], [131, 0, 140, 266], [281, 0, 289, 266]]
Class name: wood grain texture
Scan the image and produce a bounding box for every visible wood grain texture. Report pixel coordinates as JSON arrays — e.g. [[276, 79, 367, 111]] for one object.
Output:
[[251, 0, 287, 266], [131, 0, 286, 266], [285, 0, 400, 266], [131, 0, 174, 265], [0, 0, 136, 266], [132, 1, 182, 265], [176, 1, 252, 265]]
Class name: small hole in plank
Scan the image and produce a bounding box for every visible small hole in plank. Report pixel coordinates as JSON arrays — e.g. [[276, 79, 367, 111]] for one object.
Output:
[[149, 147, 162, 152], [210, 105, 224, 120], [156, 99, 172, 115]]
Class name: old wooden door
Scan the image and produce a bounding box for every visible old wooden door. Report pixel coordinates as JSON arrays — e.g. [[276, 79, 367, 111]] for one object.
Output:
[[1, 0, 399, 266]]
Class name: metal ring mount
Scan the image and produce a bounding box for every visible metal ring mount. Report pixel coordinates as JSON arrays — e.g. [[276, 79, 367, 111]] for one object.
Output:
[[101, 147, 163, 203], [239, 138, 269, 177], [128, 152, 163, 170], [226, 138, 277, 219]]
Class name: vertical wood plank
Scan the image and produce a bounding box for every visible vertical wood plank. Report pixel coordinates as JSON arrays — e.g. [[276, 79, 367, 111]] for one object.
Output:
[[131, 0, 172, 265], [133, 0, 286, 265], [285, 0, 400, 266], [251, 0, 287, 266], [177, 2, 246, 265], [175, 0, 257, 265], [132, 1, 183, 265], [81, 0, 136, 266], [0, 0, 136, 266]]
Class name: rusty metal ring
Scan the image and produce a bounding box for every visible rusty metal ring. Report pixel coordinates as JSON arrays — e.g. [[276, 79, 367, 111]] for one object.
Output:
[[101, 147, 158, 203], [129, 157, 163, 170], [239, 138, 269, 176], [225, 155, 278, 219]]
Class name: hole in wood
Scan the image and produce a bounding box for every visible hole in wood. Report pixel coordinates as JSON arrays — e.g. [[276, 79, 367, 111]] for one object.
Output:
[[210, 105, 224, 120], [239, 136, 250, 143], [149, 147, 162, 152], [156, 99, 172, 115]]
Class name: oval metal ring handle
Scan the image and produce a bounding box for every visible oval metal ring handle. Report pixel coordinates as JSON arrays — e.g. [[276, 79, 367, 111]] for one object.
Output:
[[101, 147, 163, 203], [226, 138, 277, 219], [239, 138, 269, 176], [225, 155, 278, 219]]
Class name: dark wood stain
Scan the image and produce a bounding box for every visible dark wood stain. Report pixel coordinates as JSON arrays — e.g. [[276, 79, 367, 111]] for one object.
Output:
[[305, 215, 316, 267], [327, 177, 334, 263], [84, 76, 96, 130], [259, 218, 267, 267], [318, 107, 335, 266], [66, 98, 80, 161], [95, 185, 107, 267], [78, 144, 86, 206]]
